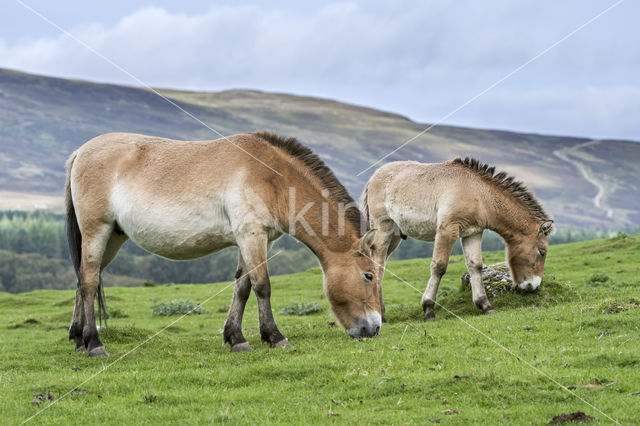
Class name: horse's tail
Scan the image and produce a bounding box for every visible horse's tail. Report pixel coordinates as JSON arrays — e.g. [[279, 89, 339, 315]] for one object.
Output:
[[66, 152, 108, 329], [360, 180, 371, 230], [65, 153, 81, 283]]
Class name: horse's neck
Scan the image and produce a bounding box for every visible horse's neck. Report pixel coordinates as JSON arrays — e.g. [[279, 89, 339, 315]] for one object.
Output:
[[282, 192, 358, 265], [485, 191, 536, 243]]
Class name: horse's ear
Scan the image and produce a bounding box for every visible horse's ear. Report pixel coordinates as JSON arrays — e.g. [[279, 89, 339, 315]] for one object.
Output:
[[538, 220, 554, 237], [359, 229, 377, 257]]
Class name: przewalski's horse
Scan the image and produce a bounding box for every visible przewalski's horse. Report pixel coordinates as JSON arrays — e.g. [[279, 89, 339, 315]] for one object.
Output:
[[361, 158, 553, 321], [66, 132, 382, 356]]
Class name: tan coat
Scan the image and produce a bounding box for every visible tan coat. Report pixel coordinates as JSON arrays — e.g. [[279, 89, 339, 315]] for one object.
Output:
[[66, 132, 383, 356], [362, 158, 553, 321]]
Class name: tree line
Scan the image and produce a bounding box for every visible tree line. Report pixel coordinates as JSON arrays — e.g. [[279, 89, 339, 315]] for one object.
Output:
[[0, 211, 636, 293]]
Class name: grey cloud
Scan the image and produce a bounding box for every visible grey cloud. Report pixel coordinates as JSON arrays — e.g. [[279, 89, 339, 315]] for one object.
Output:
[[0, 0, 637, 140]]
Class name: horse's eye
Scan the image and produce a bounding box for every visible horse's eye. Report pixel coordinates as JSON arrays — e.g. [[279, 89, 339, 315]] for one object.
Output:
[[363, 272, 374, 282], [538, 249, 547, 257]]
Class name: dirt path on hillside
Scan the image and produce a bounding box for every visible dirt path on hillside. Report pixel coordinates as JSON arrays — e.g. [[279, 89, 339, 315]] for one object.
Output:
[[553, 140, 613, 219]]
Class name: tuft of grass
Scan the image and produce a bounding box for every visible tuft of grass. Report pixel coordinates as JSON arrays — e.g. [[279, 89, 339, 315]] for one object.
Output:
[[439, 274, 575, 318], [385, 303, 423, 322], [599, 297, 640, 314], [151, 299, 204, 316], [8, 317, 41, 329], [609, 232, 628, 241], [142, 394, 158, 404], [584, 272, 610, 287], [100, 325, 164, 345], [107, 307, 128, 319], [280, 300, 323, 316], [143, 280, 157, 287]]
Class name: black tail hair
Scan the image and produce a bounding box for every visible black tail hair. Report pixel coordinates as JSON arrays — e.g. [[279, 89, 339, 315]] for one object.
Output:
[[65, 153, 107, 330]]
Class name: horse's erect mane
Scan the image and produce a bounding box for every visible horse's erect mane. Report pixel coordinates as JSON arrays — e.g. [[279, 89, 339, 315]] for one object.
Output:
[[452, 157, 552, 223], [255, 131, 364, 235]]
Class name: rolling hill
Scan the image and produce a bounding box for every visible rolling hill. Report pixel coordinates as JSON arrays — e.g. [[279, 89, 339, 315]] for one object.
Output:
[[1, 67, 639, 227]]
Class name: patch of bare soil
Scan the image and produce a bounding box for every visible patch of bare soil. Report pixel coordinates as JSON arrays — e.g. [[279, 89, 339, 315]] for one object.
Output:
[[548, 411, 594, 424]]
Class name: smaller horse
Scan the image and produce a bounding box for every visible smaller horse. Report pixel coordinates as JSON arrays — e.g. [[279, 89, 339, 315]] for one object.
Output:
[[361, 158, 553, 321]]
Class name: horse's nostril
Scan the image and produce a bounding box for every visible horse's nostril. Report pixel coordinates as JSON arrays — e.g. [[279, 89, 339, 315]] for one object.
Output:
[[375, 326, 380, 335], [361, 326, 367, 335]]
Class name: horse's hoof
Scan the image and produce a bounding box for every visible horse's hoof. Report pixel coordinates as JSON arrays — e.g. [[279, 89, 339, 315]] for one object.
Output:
[[230, 342, 253, 352], [423, 310, 436, 321], [271, 338, 291, 348], [88, 346, 109, 357], [75, 345, 87, 352], [483, 307, 496, 315]]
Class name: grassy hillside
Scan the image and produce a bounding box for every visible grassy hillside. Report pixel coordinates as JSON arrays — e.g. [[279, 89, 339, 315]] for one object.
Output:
[[1, 234, 638, 424], [1, 67, 639, 227]]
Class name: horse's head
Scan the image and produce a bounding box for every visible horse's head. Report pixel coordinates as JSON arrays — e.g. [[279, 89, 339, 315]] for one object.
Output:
[[324, 229, 383, 338], [506, 220, 554, 292]]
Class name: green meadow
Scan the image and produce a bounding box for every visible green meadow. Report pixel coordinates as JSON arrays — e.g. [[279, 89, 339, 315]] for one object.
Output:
[[1, 234, 639, 424]]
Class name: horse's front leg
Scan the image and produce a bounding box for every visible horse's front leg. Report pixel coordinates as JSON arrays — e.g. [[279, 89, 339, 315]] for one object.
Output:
[[422, 226, 459, 321], [461, 233, 495, 314], [370, 218, 402, 323], [68, 288, 86, 351], [223, 255, 253, 352], [236, 228, 290, 348]]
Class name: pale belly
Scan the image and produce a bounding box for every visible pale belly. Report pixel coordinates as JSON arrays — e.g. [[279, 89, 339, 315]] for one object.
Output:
[[110, 184, 235, 260], [386, 201, 438, 242], [388, 207, 484, 242]]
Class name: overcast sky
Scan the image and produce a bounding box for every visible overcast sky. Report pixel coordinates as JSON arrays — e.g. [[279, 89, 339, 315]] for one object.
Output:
[[1, 0, 638, 141]]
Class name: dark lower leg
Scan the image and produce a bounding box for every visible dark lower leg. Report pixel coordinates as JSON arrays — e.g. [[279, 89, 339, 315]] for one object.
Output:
[[253, 280, 288, 346], [474, 295, 495, 313], [81, 281, 107, 356], [69, 288, 85, 351], [223, 269, 253, 351], [236, 232, 288, 347]]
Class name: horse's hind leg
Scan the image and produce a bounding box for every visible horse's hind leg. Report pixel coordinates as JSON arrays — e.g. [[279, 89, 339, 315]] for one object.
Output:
[[69, 230, 126, 352], [236, 228, 289, 348], [462, 233, 495, 314], [79, 224, 113, 357], [422, 226, 458, 321], [223, 254, 253, 352], [69, 289, 86, 351], [101, 230, 128, 270]]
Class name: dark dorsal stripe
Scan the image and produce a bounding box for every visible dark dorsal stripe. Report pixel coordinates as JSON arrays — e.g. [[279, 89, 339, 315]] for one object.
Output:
[[255, 131, 364, 235], [453, 157, 552, 223]]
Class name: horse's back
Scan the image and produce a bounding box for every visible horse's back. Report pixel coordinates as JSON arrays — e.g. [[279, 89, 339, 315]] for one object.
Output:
[[68, 133, 274, 260], [367, 160, 484, 240]]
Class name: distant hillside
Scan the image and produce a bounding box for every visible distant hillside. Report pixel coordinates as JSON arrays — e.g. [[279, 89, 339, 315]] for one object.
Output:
[[1, 67, 639, 227]]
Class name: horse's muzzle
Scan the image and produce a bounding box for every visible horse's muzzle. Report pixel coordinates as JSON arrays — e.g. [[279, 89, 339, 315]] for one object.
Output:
[[515, 276, 541, 292], [348, 311, 382, 338]]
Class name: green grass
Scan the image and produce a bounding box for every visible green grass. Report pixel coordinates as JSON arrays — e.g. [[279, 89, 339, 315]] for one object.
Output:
[[1, 234, 639, 424]]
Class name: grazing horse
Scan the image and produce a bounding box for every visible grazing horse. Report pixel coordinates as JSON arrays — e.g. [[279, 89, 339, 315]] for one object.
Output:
[[66, 131, 383, 356], [361, 158, 554, 321]]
